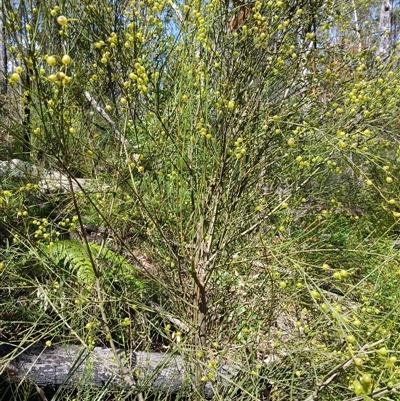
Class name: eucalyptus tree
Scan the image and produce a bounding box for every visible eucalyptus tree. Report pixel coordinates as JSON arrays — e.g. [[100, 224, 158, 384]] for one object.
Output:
[[0, 1, 8, 115], [377, 0, 393, 56]]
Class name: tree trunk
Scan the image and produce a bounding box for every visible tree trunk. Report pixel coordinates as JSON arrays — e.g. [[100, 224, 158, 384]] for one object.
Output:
[[377, 0, 392, 57], [0, 0, 8, 115], [0, 344, 239, 398]]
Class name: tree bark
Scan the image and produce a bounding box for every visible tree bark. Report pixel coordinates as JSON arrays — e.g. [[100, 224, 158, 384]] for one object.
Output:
[[0, 0, 8, 115], [0, 344, 239, 398], [377, 0, 392, 57]]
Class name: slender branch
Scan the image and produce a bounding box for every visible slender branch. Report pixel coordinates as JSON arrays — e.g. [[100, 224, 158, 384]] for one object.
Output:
[[168, 0, 183, 24], [348, 384, 400, 401], [304, 338, 388, 401], [84, 91, 130, 147], [351, 0, 362, 53], [145, 299, 190, 333]]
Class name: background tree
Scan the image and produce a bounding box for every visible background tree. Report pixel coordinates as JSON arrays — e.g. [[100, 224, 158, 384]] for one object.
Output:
[[0, 0, 8, 116], [377, 0, 393, 56]]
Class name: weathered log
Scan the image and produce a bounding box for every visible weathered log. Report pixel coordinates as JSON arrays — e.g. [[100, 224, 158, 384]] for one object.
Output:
[[0, 158, 38, 179], [0, 344, 239, 398], [0, 159, 107, 193]]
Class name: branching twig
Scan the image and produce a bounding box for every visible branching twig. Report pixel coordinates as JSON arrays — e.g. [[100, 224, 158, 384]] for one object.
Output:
[[145, 299, 190, 333], [84, 91, 130, 147], [304, 337, 388, 401]]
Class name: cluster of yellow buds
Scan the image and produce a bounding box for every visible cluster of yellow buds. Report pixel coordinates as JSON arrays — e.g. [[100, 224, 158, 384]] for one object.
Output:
[[128, 61, 149, 94]]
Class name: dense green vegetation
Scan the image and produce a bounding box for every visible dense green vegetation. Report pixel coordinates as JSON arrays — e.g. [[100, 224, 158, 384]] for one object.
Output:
[[1, 0, 400, 399]]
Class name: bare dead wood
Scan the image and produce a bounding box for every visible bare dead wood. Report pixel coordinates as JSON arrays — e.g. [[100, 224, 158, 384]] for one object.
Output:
[[0, 344, 239, 398], [84, 91, 130, 148], [228, 0, 253, 31], [0, 159, 109, 193]]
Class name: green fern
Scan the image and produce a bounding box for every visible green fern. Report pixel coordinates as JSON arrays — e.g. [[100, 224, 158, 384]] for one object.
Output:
[[43, 240, 95, 288], [42, 240, 144, 291]]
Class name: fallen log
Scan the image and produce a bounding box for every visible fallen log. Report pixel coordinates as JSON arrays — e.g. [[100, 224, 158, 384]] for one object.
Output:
[[0, 344, 240, 398], [0, 159, 102, 193]]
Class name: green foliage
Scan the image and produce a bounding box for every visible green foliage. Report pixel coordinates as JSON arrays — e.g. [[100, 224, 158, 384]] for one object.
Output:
[[1, 0, 400, 399], [41, 239, 144, 292]]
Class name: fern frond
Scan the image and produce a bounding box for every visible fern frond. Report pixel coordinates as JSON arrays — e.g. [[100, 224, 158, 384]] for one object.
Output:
[[42, 240, 145, 291], [44, 240, 96, 288]]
